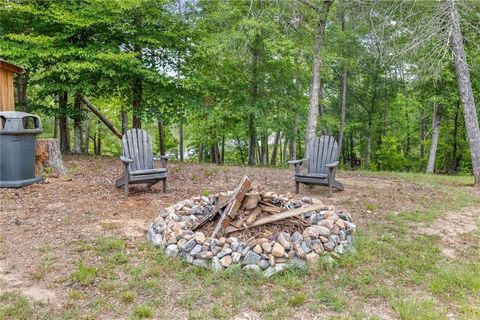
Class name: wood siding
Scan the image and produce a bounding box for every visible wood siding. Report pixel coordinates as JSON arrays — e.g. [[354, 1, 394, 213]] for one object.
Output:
[[0, 69, 15, 111]]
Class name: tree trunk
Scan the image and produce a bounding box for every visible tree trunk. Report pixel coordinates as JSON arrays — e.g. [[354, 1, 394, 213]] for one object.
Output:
[[305, 0, 334, 156], [338, 65, 347, 155], [290, 114, 298, 160], [58, 92, 70, 153], [35, 139, 67, 176], [270, 131, 281, 166], [420, 108, 425, 159], [365, 113, 372, 170], [447, 0, 480, 187], [248, 35, 260, 166], [156, 111, 166, 156], [221, 135, 225, 164], [426, 103, 441, 173], [260, 135, 268, 165], [198, 143, 204, 163], [121, 107, 128, 135], [16, 72, 28, 112], [248, 114, 257, 166], [179, 121, 184, 162], [95, 120, 102, 155], [132, 80, 142, 129], [53, 116, 58, 140], [72, 93, 83, 154], [451, 101, 460, 173], [83, 110, 91, 154]]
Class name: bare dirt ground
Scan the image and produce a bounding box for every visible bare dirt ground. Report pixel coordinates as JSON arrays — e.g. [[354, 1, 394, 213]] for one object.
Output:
[[0, 156, 478, 319]]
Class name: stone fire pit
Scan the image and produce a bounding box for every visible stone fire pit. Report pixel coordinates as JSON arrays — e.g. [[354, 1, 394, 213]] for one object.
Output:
[[147, 177, 356, 277]]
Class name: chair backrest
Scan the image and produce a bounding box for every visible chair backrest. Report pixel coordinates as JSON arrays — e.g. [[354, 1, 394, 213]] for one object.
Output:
[[122, 129, 154, 171], [308, 135, 339, 175]]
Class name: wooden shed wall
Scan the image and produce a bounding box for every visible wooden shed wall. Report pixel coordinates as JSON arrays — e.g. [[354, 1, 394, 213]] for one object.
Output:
[[0, 68, 15, 111]]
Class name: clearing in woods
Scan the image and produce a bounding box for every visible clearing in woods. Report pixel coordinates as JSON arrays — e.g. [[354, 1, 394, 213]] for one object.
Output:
[[0, 156, 479, 319]]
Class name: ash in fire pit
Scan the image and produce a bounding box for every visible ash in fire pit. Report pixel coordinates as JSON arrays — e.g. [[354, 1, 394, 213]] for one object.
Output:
[[147, 176, 356, 276]]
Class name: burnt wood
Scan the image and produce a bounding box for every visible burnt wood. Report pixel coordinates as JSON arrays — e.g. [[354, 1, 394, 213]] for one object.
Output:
[[115, 128, 168, 197], [289, 135, 344, 197]]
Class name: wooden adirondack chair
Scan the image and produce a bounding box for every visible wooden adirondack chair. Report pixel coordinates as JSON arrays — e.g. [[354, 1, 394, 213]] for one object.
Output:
[[288, 135, 344, 197], [115, 129, 168, 197]]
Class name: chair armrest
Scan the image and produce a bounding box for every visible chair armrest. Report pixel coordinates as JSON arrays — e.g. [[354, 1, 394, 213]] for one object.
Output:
[[120, 156, 134, 164], [326, 161, 339, 168], [153, 155, 170, 161], [288, 158, 308, 165]]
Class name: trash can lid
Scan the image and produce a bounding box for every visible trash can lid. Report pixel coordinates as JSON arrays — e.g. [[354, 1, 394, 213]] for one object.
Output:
[[0, 111, 43, 134]]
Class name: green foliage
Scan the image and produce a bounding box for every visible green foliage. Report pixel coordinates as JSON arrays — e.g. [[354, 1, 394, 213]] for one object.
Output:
[[0, 0, 477, 176]]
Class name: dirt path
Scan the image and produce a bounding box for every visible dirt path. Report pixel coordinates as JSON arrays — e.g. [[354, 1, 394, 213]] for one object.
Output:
[[422, 207, 480, 259]]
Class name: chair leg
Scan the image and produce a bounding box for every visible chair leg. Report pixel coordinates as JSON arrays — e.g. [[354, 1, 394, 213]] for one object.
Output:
[[295, 181, 299, 194], [163, 177, 167, 193], [124, 174, 129, 197], [328, 176, 333, 198]]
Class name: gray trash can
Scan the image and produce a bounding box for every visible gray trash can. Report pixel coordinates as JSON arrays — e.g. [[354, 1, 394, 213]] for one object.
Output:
[[0, 111, 43, 187]]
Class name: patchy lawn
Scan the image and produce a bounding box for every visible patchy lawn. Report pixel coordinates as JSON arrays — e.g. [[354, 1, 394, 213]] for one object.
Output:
[[1, 156, 479, 319]]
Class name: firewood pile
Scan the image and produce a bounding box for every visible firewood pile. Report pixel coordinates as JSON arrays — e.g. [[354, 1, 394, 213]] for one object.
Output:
[[148, 176, 356, 276]]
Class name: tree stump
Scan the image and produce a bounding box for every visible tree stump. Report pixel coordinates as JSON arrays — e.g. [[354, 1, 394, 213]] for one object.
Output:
[[35, 139, 67, 176]]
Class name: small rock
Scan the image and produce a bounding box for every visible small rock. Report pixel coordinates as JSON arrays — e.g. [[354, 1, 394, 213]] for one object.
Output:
[[304, 225, 330, 238], [293, 243, 306, 258], [177, 238, 187, 248], [319, 236, 329, 243], [197, 251, 213, 259], [330, 234, 340, 245], [192, 204, 204, 215], [271, 243, 285, 257], [231, 242, 240, 252], [335, 219, 346, 229], [261, 242, 272, 254], [190, 244, 202, 256], [201, 195, 210, 204], [311, 239, 324, 253], [253, 244, 263, 254], [263, 264, 286, 277], [338, 212, 353, 222], [289, 257, 307, 270], [258, 259, 270, 269], [339, 230, 346, 241], [220, 255, 233, 267], [277, 232, 292, 250], [194, 232, 206, 244], [192, 259, 207, 268], [211, 257, 223, 272], [305, 252, 319, 266], [301, 240, 312, 254], [346, 235, 355, 245], [331, 225, 340, 235], [241, 247, 250, 257], [269, 254, 275, 266], [217, 248, 233, 258], [318, 219, 334, 229], [173, 203, 184, 211], [181, 239, 197, 252], [147, 228, 163, 247], [165, 244, 179, 257], [310, 213, 325, 224], [218, 237, 226, 246], [334, 243, 346, 254], [301, 196, 312, 204], [209, 239, 219, 250], [243, 250, 261, 265], [291, 231, 303, 244], [323, 240, 335, 252], [243, 264, 261, 272], [232, 252, 241, 263], [227, 237, 239, 244], [180, 251, 194, 263]]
